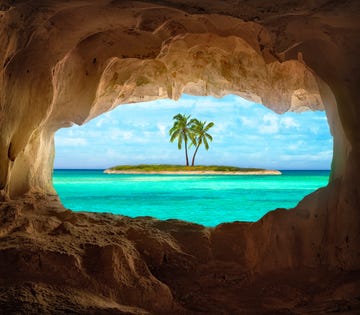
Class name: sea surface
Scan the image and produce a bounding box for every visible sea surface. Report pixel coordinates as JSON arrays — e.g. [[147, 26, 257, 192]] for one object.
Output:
[[53, 170, 330, 227]]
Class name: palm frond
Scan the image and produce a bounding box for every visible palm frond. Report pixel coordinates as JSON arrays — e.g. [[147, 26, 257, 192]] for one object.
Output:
[[205, 122, 214, 130], [170, 130, 180, 142], [205, 133, 213, 141], [177, 134, 183, 149], [170, 113, 213, 163], [169, 125, 178, 135], [189, 133, 197, 147], [203, 137, 209, 150]]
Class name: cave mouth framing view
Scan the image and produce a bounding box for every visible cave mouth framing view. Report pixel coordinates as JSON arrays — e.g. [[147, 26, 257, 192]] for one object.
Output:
[[1, 1, 359, 314], [54, 94, 332, 226]]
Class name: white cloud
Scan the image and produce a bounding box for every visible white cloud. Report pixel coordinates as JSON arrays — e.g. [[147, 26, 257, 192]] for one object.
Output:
[[157, 123, 168, 137], [313, 150, 333, 160], [245, 135, 262, 140], [259, 114, 279, 134], [103, 148, 143, 161], [310, 126, 319, 134], [281, 117, 300, 129], [132, 121, 152, 128], [95, 117, 106, 128], [279, 150, 332, 162], [108, 128, 133, 140], [246, 152, 263, 159], [258, 115, 300, 134], [235, 97, 254, 108], [56, 137, 88, 146], [288, 140, 304, 151], [240, 117, 256, 128], [213, 122, 232, 134]]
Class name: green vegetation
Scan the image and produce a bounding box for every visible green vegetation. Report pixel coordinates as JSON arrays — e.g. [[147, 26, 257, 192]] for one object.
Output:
[[108, 164, 266, 172], [169, 113, 215, 166], [169, 114, 192, 166], [190, 119, 214, 166]]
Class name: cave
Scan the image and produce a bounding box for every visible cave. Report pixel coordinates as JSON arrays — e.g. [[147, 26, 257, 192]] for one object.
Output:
[[0, 1, 359, 314]]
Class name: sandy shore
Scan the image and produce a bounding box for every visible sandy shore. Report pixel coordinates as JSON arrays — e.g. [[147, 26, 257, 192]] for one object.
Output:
[[104, 169, 282, 175]]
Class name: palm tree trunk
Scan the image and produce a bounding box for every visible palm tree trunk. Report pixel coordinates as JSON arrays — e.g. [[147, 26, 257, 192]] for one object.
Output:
[[191, 144, 200, 166], [184, 138, 189, 166]]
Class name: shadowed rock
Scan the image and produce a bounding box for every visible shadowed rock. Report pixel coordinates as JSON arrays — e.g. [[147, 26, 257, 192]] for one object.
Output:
[[0, 0, 359, 313]]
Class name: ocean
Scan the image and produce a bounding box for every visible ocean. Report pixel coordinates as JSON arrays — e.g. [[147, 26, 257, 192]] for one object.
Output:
[[53, 170, 329, 227]]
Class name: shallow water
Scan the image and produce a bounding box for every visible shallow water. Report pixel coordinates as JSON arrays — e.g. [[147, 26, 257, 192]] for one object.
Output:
[[53, 170, 329, 227]]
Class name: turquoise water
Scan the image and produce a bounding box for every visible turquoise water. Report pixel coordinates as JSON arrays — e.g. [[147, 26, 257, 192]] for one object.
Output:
[[53, 170, 329, 227]]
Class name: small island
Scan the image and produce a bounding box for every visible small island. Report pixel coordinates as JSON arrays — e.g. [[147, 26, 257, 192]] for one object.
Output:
[[104, 164, 281, 175], [104, 114, 281, 176]]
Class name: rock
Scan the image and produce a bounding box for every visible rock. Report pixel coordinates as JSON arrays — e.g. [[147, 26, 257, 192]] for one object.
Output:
[[0, 0, 359, 313], [0, 199, 359, 314]]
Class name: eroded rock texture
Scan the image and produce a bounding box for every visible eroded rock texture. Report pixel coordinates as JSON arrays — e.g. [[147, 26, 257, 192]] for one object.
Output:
[[0, 0, 360, 313], [1, 197, 359, 314]]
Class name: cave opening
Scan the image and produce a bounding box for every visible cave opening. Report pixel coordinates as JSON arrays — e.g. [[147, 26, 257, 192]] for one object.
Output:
[[53, 93, 332, 226]]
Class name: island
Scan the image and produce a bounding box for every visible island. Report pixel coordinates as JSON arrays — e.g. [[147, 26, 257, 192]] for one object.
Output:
[[104, 164, 281, 175]]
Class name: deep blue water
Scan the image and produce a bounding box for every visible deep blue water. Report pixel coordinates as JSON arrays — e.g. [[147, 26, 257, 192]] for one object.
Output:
[[53, 170, 329, 227]]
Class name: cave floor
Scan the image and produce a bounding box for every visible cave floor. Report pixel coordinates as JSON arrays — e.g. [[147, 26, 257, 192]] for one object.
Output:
[[0, 196, 359, 314]]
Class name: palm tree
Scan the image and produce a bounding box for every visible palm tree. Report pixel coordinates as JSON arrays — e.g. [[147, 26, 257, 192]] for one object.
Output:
[[169, 114, 193, 166], [190, 119, 214, 166]]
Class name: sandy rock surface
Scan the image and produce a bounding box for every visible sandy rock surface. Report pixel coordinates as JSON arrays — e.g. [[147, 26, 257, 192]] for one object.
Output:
[[0, 195, 359, 314], [0, 0, 360, 313]]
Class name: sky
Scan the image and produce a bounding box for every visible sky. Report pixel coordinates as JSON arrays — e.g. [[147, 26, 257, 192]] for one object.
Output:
[[54, 94, 333, 170]]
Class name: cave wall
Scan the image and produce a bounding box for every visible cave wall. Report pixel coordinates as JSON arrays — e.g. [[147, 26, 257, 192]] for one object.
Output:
[[0, 0, 359, 272], [0, 0, 343, 196]]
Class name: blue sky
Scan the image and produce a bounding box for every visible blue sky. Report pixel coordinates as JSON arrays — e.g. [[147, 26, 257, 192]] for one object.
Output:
[[54, 94, 332, 170]]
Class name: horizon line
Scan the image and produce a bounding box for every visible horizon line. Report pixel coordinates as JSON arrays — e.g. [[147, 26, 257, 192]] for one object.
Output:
[[53, 168, 331, 171]]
